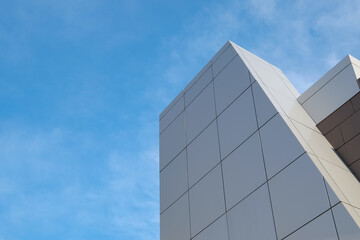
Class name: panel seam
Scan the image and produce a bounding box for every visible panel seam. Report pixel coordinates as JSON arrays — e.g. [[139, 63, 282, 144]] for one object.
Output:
[[211, 66, 231, 240]]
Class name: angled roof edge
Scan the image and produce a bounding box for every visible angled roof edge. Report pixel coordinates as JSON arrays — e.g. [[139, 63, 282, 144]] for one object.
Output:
[[229, 41, 300, 98], [159, 41, 360, 226], [298, 54, 360, 104], [230, 42, 360, 226], [159, 41, 232, 119]]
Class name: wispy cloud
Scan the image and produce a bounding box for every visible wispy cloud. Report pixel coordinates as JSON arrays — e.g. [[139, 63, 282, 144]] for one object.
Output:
[[0, 123, 159, 239], [248, 0, 278, 20], [2, 1, 360, 239], [153, 0, 360, 101], [106, 148, 159, 240], [150, 1, 246, 108]]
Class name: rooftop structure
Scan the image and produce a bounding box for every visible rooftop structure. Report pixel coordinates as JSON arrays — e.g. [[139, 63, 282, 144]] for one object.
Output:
[[159, 41, 360, 240]]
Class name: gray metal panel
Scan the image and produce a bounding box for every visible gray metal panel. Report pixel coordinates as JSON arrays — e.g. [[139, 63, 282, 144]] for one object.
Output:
[[260, 114, 305, 178], [189, 165, 225, 237], [160, 112, 186, 170], [227, 185, 277, 240], [284, 211, 338, 240], [160, 95, 184, 133], [211, 41, 231, 64], [292, 120, 347, 170], [302, 64, 359, 124], [222, 132, 266, 210], [185, 67, 213, 107], [250, 61, 295, 99], [160, 41, 360, 240], [160, 150, 188, 213], [217, 88, 257, 159], [298, 55, 351, 104], [324, 180, 340, 207], [186, 83, 216, 143], [272, 66, 300, 98], [269, 87, 318, 131], [333, 203, 360, 240], [160, 193, 190, 240], [318, 157, 360, 209], [184, 61, 212, 92], [214, 56, 250, 114], [187, 121, 220, 187], [192, 215, 228, 240], [269, 154, 330, 239], [160, 90, 184, 120], [252, 82, 277, 127], [212, 45, 237, 77]]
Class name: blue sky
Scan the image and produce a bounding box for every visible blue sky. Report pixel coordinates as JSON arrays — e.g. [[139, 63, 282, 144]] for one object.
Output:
[[0, 0, 359, 239]]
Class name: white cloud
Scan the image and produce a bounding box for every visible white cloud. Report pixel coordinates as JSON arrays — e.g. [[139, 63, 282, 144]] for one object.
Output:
[[153, 0, 360, 103], [0, 123, 159, 239], [104, 147, 159, 239], [248, 0, 278, 20], [131, 1, 360, 238], [2, 1, 360, 239], [150, 2, 247, 108], [315, 0, 360, 34], [325, 52, 342, 68], [283, 70, 319, 94]]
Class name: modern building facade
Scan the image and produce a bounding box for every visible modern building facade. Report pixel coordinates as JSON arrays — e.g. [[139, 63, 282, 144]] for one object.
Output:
[[159, 41, 360, 240]]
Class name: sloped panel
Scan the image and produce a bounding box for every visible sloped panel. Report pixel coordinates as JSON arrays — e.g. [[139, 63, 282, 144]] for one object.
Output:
[[160, 112, 186, 170], [214, 56, 251, 114], [160, 193, 191, 240], [186, 83, 216, 143], [185, 66, 213, 107], [187, 121, 220, 187], [189, 165, 225, 237], [222, 132, 266, 210], [232, 43, 275, 74], [324, 180, 341, 207], [229, 40, 360, 229], [160, 150, 188, 213], [333, 203, 360, 240], [302, 64, 359, 124], [319, 159, 360, 209], [217, 88, 257, 159], [271, 66, 300, 98], [269, 154, 330, 239], [268, 88, 320, 132], [192, 215, 228, 240], [212, 44, 237, 77], [252, 82, 278, 127], [160, 41, 360, 240], [227, 185, 277, 240], [260, 114, 305, 178], [284, 211, 337, 240], [160, 95, 184, 133], [292, 120, 349, 170]]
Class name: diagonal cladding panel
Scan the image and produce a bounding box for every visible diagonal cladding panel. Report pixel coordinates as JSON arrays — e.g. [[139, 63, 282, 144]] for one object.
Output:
[[227, 41, 360, 227], [160, 41, 360, 240]]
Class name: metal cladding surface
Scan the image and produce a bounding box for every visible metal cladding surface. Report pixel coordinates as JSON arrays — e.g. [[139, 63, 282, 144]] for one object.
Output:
[[159, 41, 360, 240]]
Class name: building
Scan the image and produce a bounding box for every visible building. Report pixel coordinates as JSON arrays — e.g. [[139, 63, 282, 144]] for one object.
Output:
[[159, 41, 360, 240]]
